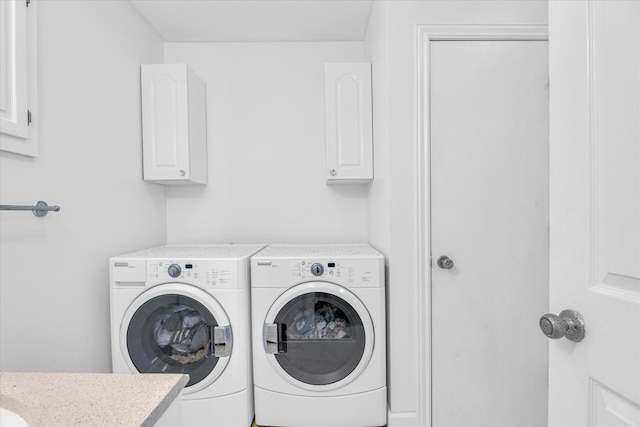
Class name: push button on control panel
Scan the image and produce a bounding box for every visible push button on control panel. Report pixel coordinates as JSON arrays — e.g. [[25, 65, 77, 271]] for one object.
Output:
[[310, 263, 324, 276]]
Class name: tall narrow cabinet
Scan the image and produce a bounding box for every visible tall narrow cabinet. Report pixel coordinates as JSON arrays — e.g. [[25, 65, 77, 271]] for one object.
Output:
[[141, 64, 207, 185], [324, 63, 373, 184]]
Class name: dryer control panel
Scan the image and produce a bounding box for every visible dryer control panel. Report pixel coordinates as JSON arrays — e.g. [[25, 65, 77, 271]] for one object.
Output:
[[252, 257, 383, 289], [296, 260, 375, 283]]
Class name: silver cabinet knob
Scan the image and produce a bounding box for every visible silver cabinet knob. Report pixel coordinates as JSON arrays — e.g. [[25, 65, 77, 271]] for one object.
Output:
[[437, 255, 454, 270], [539, 309, 585, 342]]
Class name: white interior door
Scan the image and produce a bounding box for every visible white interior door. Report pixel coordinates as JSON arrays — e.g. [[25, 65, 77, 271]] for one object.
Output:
[[548, 2, 640, 426], [430, 40, 549, 427]]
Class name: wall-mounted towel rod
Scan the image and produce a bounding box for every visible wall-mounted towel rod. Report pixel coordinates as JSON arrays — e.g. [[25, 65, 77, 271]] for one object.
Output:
[[0, 201, 61, 217]]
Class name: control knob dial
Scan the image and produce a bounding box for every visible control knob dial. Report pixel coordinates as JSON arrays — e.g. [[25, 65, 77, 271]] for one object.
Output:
[[167, 263, 182, 278]]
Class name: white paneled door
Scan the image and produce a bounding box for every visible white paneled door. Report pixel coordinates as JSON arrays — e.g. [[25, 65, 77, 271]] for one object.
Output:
[[430, 40, 549, 427], [548, 1, 640, 426]]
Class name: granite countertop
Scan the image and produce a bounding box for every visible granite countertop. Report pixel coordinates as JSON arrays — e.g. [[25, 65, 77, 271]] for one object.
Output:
[[0, 372, 188, 427]]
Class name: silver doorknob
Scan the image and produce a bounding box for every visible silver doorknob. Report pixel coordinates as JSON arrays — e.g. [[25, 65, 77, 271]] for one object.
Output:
[[539, 309, 585, 342], [437, 255, 454, 270]]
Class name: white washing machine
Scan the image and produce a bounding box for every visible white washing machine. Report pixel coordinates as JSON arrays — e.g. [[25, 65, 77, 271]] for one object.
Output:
[[110, 244, 264, 427], [251, 244, 387, 427]]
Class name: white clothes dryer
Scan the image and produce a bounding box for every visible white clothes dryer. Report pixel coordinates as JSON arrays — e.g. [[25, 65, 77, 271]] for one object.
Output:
[[110, 244, 264, 427], [251, 244, 386, 427]]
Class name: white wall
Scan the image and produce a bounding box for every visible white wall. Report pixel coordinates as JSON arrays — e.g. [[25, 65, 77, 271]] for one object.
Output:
[[0, 1, 165, 372], [163, 42, 369, 244], [365, 1, 548, 425], [365, 0, 390, 264]]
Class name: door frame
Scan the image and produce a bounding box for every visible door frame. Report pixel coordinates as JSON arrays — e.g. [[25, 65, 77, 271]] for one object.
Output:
[[415, 24, 549, 427]]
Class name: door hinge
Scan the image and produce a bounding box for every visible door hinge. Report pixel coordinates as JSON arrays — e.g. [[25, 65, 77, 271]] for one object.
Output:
[[27, 110, 32, 126], [26, 0, 31, 8]]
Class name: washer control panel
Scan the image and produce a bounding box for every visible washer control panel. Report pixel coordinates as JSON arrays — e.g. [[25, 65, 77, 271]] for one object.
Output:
[[143, 259, 240, 289]]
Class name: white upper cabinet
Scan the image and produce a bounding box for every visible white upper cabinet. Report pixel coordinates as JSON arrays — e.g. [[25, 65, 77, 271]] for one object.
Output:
[[141, 64, 208, 185], [324, 63, 373, 184], [1, 0, 37, 157]]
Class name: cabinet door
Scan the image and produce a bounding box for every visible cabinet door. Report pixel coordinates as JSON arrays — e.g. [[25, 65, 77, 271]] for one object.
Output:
[[324, 63, 373, 184], [0, 0, 37, 157], [0, 0, 27, 139], [141, 64, 192, 183]]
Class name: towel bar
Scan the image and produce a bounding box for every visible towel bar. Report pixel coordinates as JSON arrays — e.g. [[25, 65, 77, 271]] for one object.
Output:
[[0, 201, 61, 217]]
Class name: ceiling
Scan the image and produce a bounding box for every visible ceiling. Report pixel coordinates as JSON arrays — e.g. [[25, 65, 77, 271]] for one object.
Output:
[[129, 0, 375, 42]]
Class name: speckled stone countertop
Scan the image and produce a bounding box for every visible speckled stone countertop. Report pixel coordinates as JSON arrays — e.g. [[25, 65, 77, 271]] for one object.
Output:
[[0, 372, 188, 427]]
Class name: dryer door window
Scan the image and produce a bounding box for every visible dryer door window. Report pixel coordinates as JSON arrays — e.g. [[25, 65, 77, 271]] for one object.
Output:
[[272, 292, 366, 385], [126, 294, 220, 387]]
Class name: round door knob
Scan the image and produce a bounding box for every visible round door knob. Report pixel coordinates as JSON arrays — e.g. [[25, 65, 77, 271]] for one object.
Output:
[[539, 314, 564, 339], [437, 255, 454, 270], [539, 309, 585, 342]]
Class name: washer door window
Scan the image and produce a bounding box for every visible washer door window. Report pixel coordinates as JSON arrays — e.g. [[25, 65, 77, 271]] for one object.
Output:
[[121, 284, 232, 393], [264, 283, 374, 391]]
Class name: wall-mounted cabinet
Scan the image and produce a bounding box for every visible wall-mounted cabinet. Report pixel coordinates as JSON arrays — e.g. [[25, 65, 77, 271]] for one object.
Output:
[[141, 64, 207, 185], [0, 0, 38, 157], [324, 63, 373, 184]]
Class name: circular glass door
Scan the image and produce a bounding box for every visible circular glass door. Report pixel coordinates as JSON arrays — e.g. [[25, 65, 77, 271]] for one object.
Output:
[[264, 282, 374, 391], [121, 284, 231, 393]]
